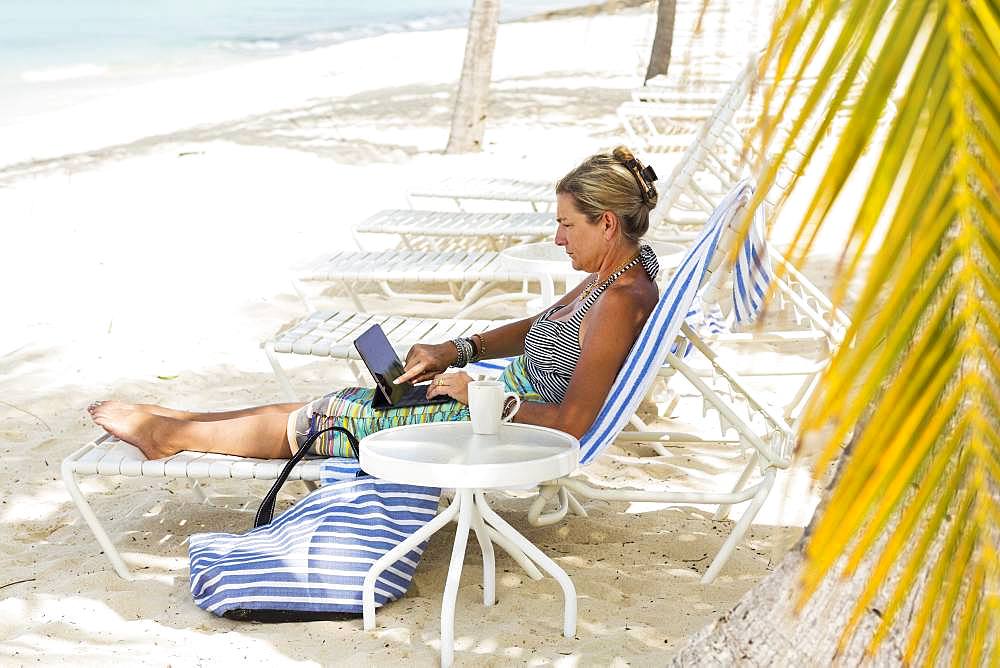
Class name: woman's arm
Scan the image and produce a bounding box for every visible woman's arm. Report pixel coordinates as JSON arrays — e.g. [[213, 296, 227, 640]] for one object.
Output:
[[510, 284, 653, 438], [396, 276, 592, 385]]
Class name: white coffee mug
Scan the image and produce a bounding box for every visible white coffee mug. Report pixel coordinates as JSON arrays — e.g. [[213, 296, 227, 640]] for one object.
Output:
[[467, 380, 521, 435]]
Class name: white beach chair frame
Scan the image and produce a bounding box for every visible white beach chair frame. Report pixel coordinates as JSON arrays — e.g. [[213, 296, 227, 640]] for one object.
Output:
[[268, 183, 801, 582], [287, 64, 765, 323], [61, 437, 326, 581], [528, 336, 795, 585], [272, 190, 846, 408], [294, 246, 585, 318], [264, 312, 515, 401], [405, 177, 556, 212], [350, 209, 553, 251], [62, 183, 810, 589], [395, 59, 758, 240], [644, 57, 759, 233]]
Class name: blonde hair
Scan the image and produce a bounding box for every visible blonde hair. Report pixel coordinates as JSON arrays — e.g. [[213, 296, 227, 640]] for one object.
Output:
[[555, 145, 658, 242]]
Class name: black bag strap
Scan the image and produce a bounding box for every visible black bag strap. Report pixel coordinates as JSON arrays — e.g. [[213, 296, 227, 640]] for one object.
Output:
[[254, 425, 359, 528]]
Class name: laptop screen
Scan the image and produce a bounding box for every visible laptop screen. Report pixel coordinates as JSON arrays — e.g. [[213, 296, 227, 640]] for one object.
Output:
[[354, 324, 410, 405]]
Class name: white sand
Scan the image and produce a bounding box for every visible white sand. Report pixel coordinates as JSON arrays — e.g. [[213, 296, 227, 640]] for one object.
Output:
[[0, 6, 824, 665]]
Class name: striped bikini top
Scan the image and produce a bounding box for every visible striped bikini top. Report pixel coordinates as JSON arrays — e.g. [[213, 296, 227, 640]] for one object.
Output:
[[523, 244, 660, 403]]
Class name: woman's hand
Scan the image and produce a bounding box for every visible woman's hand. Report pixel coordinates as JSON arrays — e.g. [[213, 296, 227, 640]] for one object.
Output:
[[395, 342, 458, 385], [425, 371, 473, 404]]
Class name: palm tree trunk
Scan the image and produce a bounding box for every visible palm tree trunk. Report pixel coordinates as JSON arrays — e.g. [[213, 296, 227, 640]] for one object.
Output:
[[670, 445, 935, 665], [446, 0, 501, 154], [644, 0, 677, 83]]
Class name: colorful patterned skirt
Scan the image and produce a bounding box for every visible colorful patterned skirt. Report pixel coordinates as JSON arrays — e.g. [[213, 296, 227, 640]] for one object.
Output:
[[287, 355, 543, 457]]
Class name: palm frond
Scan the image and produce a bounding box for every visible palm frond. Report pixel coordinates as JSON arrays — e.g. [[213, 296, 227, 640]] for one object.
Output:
[[750, 0, 1000, 660]]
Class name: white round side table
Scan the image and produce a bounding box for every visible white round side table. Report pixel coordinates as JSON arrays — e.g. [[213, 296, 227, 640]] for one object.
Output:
[[359, 421, 579, 667]]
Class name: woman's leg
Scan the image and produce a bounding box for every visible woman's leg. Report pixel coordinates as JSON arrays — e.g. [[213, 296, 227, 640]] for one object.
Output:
[[90, 402, 293, 460], [89, 400, 305, 422]]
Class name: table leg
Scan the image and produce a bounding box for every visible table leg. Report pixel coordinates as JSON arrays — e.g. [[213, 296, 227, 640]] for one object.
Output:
[[363, 493, 461, 631], [469, 498, 496, 607], [485, 525, 544, 580], [441, 489, 474, 668], [474, 491, 577, 638]]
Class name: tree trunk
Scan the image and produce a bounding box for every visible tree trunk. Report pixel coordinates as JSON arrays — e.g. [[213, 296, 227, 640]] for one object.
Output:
[[644, 0, 677, 84], [670, 450, 936, 665], [446, 0, 501, 154]]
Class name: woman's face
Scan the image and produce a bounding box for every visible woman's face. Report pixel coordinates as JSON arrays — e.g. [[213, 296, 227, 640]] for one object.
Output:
[[555, 192, 607, 273]]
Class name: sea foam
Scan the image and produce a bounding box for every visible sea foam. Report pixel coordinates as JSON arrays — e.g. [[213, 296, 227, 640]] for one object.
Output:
[[21, 64, 109, 83]]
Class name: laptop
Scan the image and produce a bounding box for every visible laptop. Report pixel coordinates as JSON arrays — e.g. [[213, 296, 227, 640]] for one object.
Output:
[[353, 324, 453, 411]]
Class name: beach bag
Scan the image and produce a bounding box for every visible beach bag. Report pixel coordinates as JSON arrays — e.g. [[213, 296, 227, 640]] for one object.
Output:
[[188, 426, 442, 622]]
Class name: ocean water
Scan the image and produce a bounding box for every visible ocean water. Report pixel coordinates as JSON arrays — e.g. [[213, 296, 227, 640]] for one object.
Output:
[[0, 0, 584, 123]]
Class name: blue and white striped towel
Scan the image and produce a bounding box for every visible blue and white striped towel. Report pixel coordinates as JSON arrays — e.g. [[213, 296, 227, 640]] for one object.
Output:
[[189, 476, 441, 617], [731, 199, 771, 327], [579, 179, 754, 464], [686, 187, 771, 336]]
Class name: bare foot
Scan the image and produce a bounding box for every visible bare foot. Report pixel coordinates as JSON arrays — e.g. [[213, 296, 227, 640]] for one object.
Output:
[[90, 402, 181, 459], [88, 400, 176, 419]]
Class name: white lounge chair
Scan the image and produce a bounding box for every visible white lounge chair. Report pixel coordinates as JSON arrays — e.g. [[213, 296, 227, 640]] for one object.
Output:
[[272, 184, 838, 403], [302, 98, 735, 309], [524, 183, 793, 584], [62, 184, 795, 583], [617, 101, 723, 152], [304, 93, 766, 316], [61, 439, 355, 580], [294, 245, 591, 317], [293, 236, 689, 319], [351, 209, 553, 251], [403, 60, 758, 234], [617, 56, 757, 161], [292, 174, 839, 405], [637, 57, 760, 233], [264, 312, 517, 401], [631, 74, 742, 104], [315, 178, 791, 583], [268, 179, 773, 404], [406, 177, 556, 212], [400, 85, 754, 220]]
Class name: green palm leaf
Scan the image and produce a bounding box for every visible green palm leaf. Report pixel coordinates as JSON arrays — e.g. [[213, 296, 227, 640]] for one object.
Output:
[[747, 0, 1000, 661]]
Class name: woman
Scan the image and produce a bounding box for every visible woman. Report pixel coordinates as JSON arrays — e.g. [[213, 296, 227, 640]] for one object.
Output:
[[88, 146, 661, 460]]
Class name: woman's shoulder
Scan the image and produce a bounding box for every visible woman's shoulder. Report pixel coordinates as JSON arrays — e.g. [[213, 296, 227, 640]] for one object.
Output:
[[597, 274, 658, 321]]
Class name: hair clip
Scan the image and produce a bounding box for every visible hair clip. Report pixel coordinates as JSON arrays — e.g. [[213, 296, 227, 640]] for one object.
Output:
[[623, 157, 657, 203], [641, 165, 658, 185]]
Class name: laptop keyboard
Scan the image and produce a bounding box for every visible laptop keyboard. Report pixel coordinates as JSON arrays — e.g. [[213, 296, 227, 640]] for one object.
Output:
[[399, 384, 450, 406]]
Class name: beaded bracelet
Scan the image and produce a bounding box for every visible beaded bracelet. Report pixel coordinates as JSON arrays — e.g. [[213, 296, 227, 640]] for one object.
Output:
[[472, 332, 487, 361], [451, 337, 473, 368]]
